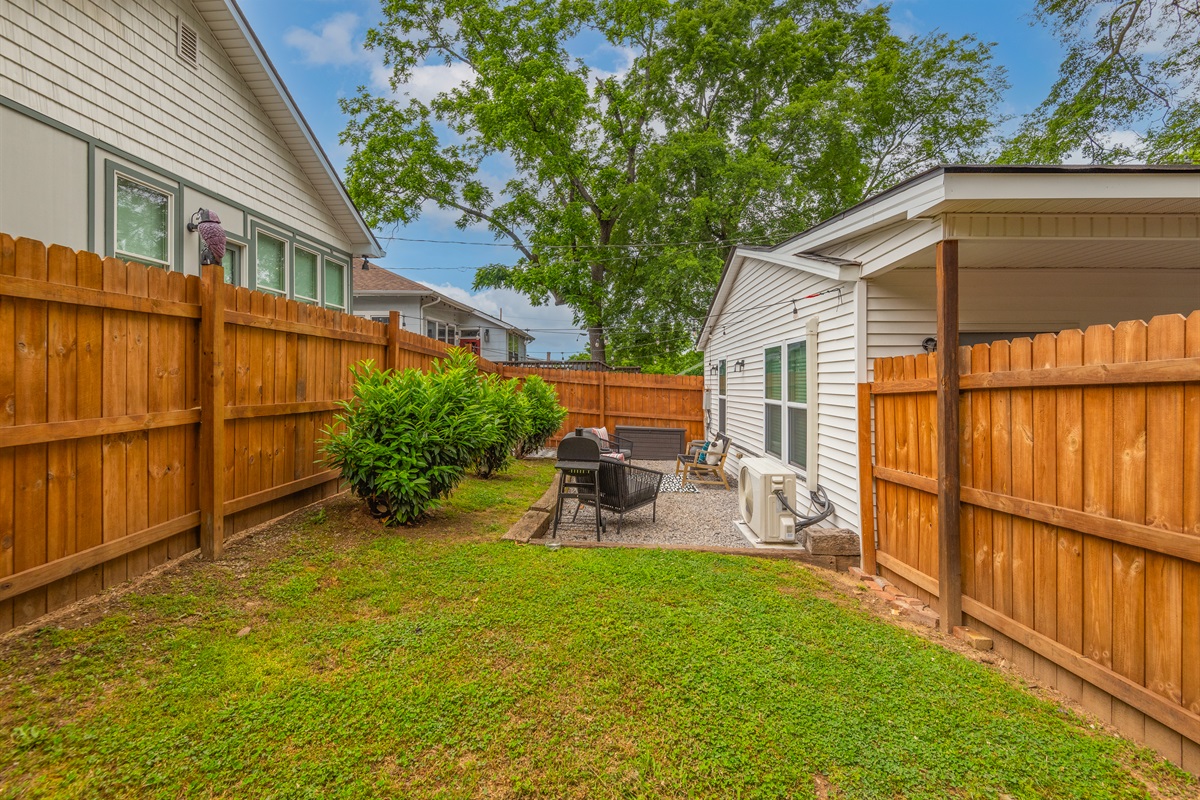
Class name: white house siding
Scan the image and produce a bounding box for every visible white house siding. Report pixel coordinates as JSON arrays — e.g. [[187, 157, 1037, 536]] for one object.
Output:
[[353, 295, 528, 363], [0, 103, 88, 249], [0, 0, 349, 250], [703, 257, 860, 531], [354, 295, 425, 329], [866, 268, 1200, 366]]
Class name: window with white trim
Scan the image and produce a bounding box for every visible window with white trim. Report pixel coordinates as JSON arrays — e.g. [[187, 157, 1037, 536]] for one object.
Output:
[[764, 339, 811, 470], [115, 175, 171, 268], [324, 258, 346, 310], [255, 231, 287, 294], [507, 331, 520, 361], [764, 346, 782, 457], [293, 247, 318, 303], [426, 321, 456, 343], [786, 341, 808, 469]]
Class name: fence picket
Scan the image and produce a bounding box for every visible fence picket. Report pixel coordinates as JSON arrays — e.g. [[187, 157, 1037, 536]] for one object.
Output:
[[0, 235, 12, 633], [13, 238, 49, 626], [1145, 314, 1187, 760], [45, 245, 78, 611], [1082, 324, 1116, 720], [866, 312, 1200, 767]]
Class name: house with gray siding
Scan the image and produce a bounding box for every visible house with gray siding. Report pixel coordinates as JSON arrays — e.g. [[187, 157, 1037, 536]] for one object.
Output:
[[698, 165, 1200, 536], [354, 260, 533, 363], [0, 0, 382, 309]]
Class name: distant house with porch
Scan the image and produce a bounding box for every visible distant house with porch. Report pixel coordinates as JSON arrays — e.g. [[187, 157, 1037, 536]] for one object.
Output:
[[0, 0, 382, 309], [698, 164, 1200, 533], [353, 259, 533, 362]]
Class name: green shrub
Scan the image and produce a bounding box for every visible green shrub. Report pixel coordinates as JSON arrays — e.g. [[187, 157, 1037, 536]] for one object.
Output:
[[518, 374, 568, 457], [321, 353, 493, 525], [475, 374, 531, 478]]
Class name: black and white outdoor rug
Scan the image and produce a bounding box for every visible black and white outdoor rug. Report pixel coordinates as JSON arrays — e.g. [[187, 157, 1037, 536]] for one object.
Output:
[[658, 474, 700, 493]]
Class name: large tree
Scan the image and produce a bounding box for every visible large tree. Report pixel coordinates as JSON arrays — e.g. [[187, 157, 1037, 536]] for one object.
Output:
[[342, 0, 1005, 365], [1001, 0, 1200, 163]]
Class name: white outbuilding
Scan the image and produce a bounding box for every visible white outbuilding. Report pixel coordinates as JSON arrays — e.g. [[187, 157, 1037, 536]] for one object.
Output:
[[697, 164, 1200, 536]]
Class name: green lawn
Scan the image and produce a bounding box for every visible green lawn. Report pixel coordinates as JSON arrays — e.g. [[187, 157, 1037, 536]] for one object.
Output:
[[0, 460, 1193, 799]]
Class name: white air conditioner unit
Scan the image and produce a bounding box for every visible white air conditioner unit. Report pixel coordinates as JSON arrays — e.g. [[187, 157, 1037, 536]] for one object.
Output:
[[738, 458, 797, 543]]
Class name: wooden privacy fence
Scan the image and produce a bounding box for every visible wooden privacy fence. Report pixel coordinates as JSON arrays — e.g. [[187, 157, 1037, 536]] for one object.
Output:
[[499, 365, 704, 446], [860, 311, 1200, 768], [0, 233, 704, 633]]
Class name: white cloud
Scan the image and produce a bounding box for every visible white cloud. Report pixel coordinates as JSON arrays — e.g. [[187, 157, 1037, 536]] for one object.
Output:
[[285, 14, 476, 104], [284, 13, 364, 67], [1063, 129, 1144, 163], [373, 60, 477, 104]]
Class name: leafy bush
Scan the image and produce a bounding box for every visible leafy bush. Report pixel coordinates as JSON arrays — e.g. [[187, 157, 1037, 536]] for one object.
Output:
[[475, 374, 531, 478], [518, 374, 568, 457], [321, 353, 493, 525]]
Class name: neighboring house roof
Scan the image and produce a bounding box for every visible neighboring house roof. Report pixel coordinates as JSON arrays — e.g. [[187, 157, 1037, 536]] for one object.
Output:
[[697, 163, 1200, 349], [192, 0, 383, 258], [353, 259, 534, 340]]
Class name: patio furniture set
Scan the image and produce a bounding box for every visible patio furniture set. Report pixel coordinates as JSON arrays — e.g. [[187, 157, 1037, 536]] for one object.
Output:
[[551, 428, 732, 540]]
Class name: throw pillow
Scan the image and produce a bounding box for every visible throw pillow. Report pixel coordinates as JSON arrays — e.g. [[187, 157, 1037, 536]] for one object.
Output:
[[703, 438, 726, 465]]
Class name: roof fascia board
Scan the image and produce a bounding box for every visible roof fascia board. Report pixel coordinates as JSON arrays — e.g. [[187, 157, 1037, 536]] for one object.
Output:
[[217, 0, 383, 257], [746, 250, 844, 280], [859, 220, 946, 279], [945, 170, 1200, 202], [784, 183, 944, 255]]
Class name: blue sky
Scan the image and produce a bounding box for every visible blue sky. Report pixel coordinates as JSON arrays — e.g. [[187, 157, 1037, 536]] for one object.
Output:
[[238, 0, 1066, 357]]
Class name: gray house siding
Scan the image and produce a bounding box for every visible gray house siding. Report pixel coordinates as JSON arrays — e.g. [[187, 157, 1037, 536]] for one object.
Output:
[[0, 0, 365, 311]]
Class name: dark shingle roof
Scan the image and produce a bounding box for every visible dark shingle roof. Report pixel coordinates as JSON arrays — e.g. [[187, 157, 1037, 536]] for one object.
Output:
[[352, 259, 430, 292]]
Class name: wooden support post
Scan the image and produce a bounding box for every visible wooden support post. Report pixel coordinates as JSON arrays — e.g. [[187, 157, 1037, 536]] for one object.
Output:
[[386, 310, 401, 371], [856, 382, 878, 575], [936, 239, 962, 629], [199, 264, 225, 560]]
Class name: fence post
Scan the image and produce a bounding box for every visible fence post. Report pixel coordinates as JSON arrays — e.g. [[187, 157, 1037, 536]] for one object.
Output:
[[935, 239, 962, 629], [856, 382, 878, 575], [199, 264, 225, 560], [599, 370, 607, 430], [386, 310, 401, 371]]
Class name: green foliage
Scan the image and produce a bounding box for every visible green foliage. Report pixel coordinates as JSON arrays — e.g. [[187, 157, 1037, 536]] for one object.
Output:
[[1001, 0, 1200, 163], [474, 374, 532, 478], [517, 374, 568, 457], [321, 353, 494, 525], [341, 0, 1005, 368]]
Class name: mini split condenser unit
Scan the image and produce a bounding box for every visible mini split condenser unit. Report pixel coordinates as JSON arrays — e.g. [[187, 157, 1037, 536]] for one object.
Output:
[[738, 458, 797, 544]]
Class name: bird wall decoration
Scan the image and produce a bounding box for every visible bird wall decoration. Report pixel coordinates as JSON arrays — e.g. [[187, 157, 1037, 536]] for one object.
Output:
[[189, 208, 226, 266]]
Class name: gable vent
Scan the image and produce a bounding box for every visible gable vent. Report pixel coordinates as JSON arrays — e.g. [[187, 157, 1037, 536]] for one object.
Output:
[[177, 17, 199, 69]]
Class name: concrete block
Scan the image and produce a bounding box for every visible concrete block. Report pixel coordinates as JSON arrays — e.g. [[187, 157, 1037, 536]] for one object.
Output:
[[502, 510, 551, 543], [952, 626, 994, 651], [807, 528, 860, 556]]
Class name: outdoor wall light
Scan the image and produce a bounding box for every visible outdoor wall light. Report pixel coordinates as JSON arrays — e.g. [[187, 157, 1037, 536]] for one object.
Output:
[[733, 359, 745, 372], [710, 364, 719, 374]]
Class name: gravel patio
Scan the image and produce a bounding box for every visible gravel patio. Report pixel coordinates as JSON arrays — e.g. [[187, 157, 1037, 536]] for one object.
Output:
[[548, 458, 750, 548]]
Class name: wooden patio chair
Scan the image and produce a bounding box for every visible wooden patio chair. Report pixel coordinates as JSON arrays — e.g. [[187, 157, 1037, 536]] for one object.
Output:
[[675, 433, 731, 489]]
